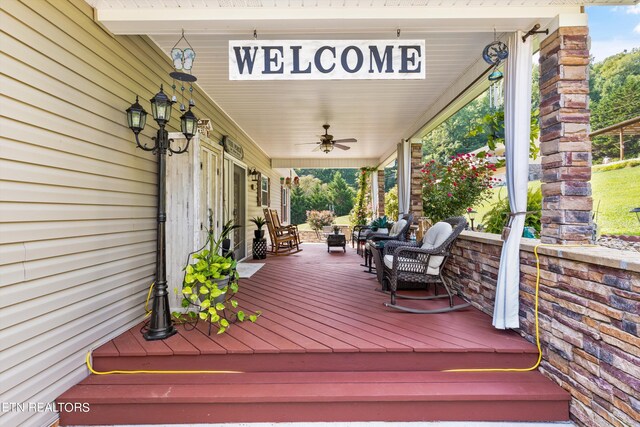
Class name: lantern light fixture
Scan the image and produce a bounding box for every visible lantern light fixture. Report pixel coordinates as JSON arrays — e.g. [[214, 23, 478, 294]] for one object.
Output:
[[320, 141, 334, 153], [126, 96, 147, 134]]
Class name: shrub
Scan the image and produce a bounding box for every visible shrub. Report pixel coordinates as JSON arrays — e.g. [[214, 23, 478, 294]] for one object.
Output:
[[421, 153, 498, 222], [306, 210, 336, 234], [482, 188, 542, 235], [593, 158, 640, 172]]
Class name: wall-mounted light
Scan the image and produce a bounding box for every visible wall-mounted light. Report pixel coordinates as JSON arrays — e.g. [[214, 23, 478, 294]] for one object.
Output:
[[248, 167, 260, 182]]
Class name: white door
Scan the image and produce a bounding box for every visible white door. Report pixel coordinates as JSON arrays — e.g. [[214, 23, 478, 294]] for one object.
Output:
[[223, 156, 247, 259], [199, 146, 221, 245]]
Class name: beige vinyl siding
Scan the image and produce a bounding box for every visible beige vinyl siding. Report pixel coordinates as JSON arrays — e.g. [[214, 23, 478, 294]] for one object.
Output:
[[0, 0, 277, 425]]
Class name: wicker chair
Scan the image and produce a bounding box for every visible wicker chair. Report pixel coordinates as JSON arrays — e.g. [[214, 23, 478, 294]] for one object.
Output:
[[363, 214, 413, 272], [381, 216, 471, 314]]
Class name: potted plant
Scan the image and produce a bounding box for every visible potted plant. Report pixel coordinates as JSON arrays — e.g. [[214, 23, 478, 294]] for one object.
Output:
[[370, 215, 389, 232], [178, 220, 260, 334], [333, 225, 341, 234], [250, 216, 267, 239]]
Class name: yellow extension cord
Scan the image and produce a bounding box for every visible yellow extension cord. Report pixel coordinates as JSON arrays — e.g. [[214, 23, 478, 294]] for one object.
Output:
[[87, 243, 595, 375], [444, 243, 595, 373]]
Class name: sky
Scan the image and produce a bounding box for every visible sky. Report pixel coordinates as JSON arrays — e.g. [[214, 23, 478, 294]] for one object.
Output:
[[586, 4, 640, 62]]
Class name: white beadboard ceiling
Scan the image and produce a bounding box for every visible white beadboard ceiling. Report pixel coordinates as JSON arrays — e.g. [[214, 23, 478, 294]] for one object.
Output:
[[87, 0, 636, 165]]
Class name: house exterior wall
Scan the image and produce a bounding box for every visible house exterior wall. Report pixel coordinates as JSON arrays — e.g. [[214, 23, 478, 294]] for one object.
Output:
[[444, 232, 640, 427], [0, 1, 277, 425]]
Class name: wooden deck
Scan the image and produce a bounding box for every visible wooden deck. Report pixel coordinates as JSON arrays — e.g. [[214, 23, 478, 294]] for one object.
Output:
[[57, 243, 570, 425]]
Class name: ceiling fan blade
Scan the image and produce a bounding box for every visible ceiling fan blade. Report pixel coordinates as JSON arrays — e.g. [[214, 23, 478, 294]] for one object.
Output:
[[332, 138, 357, 143], [295, 142, 321, 145], [312, 145, 321, 152], [334, 144, 351, 150]]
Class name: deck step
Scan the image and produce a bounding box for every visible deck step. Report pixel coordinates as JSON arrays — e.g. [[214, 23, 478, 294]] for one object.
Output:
[[92, 350, 540, 373], [57, 371, 570, 425]]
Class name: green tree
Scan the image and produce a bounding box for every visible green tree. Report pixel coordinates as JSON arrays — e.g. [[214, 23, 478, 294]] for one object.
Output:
[[297, 175, 323, 196], [295, 168, 358, 189], [384, 162, 397, 190], [589, 50, 640, 161], [327, 171, 355, 216], [308, 183, 331, 211], [290, 185, 308, 225], [422, 91, 492, 163], [590, 49, 640, 104]]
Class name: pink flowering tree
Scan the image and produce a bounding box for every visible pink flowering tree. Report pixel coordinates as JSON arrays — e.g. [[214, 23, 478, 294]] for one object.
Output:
[[306, 210, 336, 237], [421, 153, 499, 222]]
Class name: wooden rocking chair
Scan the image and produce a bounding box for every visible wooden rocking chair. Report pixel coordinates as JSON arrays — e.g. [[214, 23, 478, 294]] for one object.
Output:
[[263, 208, 301, 255], [269, 209, 301, 245]]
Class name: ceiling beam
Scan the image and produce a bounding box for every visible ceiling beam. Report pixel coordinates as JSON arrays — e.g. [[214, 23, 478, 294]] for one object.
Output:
[[272, 158, 379, 169], [93, 6, 581, 35]]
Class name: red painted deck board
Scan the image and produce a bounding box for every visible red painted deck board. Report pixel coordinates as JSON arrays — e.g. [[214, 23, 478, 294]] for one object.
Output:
[[111, 330, 147, 357], [94, 243, 538, 363], [130, 322, 174, 356], [59, 244, 570, 425]]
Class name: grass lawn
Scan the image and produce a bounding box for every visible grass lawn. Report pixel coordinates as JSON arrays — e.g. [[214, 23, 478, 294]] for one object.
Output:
[[473, 165, 640, 236], [296, 214, 351, 231]]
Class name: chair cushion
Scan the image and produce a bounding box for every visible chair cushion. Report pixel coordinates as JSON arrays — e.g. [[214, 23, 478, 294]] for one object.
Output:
[[420, 221, 453, 272], [383, 254, 440, 276], [389, 219, 407, 237]]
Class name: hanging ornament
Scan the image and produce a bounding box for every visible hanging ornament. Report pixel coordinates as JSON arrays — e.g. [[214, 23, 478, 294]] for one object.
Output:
[[482, 29, 508, 83], [169, 30, 197, 110]]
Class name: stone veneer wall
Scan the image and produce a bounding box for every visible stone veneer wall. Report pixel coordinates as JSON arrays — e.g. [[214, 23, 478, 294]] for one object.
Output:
[[539, 27, 593, 244], [444, 232, 639, 427], [410, 142, 423, 219]]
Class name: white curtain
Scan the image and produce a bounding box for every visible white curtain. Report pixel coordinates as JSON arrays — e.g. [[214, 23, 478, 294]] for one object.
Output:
[[396, 140, 411, 218], [493, 31, 532, 330], [371, 170, 379, 217]]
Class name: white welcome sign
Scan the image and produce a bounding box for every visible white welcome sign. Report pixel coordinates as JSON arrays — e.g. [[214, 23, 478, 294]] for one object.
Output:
[[229, 40, 425, 80]]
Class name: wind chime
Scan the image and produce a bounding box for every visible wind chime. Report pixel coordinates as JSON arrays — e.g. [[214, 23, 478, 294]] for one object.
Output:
[[482, 30, 509, 110], [169, 30, 197, 114]]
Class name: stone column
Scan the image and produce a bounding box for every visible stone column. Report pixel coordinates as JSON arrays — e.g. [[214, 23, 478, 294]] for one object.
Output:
[[539, 26, 593, 244], [410, 141, 423, 219], [377, 169, 385, 217]]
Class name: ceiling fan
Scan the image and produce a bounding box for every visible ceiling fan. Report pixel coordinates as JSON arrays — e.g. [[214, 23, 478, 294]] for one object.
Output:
[[297, 124, 357, 153]]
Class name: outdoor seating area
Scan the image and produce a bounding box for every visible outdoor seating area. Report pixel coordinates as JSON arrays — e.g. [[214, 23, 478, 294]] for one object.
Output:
[[57, 242, 570, 425]]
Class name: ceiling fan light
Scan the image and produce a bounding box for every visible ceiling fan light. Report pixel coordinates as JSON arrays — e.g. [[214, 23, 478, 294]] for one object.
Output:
[[321, 141, 333, 153]]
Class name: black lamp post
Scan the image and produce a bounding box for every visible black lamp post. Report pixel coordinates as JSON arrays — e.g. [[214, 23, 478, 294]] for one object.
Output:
[[468, 209, 477, 231], [126, 85, 198, 341]]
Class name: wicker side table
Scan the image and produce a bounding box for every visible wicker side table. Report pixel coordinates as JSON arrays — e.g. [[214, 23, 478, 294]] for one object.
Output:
[[253, 238, 267, 259], [327, 233, 346, 252]]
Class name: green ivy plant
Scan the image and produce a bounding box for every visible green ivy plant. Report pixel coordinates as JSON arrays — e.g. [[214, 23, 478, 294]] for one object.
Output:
[[175, 220, 260, 334], [349, 167, 377, 226]]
